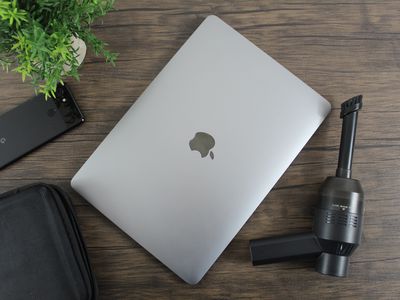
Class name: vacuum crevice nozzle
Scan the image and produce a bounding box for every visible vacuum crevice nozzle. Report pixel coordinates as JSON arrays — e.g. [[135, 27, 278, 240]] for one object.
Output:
[[340, 95, 363, 118], [336, 95, 363, 179]]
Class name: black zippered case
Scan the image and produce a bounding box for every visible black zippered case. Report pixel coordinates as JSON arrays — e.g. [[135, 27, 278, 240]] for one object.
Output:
[[0, 183, 97, 300]]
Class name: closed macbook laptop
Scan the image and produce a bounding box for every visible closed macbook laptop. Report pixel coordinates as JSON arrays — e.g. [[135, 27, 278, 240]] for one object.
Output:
[[71, 15, 331, 284]]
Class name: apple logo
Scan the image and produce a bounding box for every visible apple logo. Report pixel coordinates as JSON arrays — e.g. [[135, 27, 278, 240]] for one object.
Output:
[[189, 132, 215, 159]]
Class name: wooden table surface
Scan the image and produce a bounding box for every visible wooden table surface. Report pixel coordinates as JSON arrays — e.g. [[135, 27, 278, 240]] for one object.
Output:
[[1, 0, 400, 299]]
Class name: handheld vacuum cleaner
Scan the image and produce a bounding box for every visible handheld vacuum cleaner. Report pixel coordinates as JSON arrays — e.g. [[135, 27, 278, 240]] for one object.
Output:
[[250, 95, 364, 277]]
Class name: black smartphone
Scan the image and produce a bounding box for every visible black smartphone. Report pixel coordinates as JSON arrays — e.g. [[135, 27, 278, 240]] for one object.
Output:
[[0, 84, 84, 169]]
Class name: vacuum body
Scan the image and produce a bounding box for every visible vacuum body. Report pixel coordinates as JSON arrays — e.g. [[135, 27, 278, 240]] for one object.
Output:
[[250, 95, 364, 277]]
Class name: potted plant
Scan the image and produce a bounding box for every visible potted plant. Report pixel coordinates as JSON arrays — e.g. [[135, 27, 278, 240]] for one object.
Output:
[[0, 0, 117, 98]]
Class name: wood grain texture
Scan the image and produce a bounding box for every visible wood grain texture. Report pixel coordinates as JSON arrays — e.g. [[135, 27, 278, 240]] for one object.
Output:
[[1, 0, 400, 299]]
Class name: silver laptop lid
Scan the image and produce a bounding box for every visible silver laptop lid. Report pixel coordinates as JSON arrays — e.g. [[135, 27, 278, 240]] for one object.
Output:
[[71, 15, 331, 284]]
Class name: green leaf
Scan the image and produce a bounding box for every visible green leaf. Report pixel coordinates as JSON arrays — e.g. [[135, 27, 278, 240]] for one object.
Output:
[[1, 0, 118, 98]]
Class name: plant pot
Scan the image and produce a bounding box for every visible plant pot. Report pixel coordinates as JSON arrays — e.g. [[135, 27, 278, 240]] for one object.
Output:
[[64, 36, 87, 72]]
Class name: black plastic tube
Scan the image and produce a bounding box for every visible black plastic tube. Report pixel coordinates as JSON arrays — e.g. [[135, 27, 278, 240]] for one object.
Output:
[[336, 96, 363, 179]]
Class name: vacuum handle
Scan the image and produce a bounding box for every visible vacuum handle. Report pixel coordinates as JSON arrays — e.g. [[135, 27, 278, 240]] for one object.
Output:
[[250, 232, 322, 265]]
